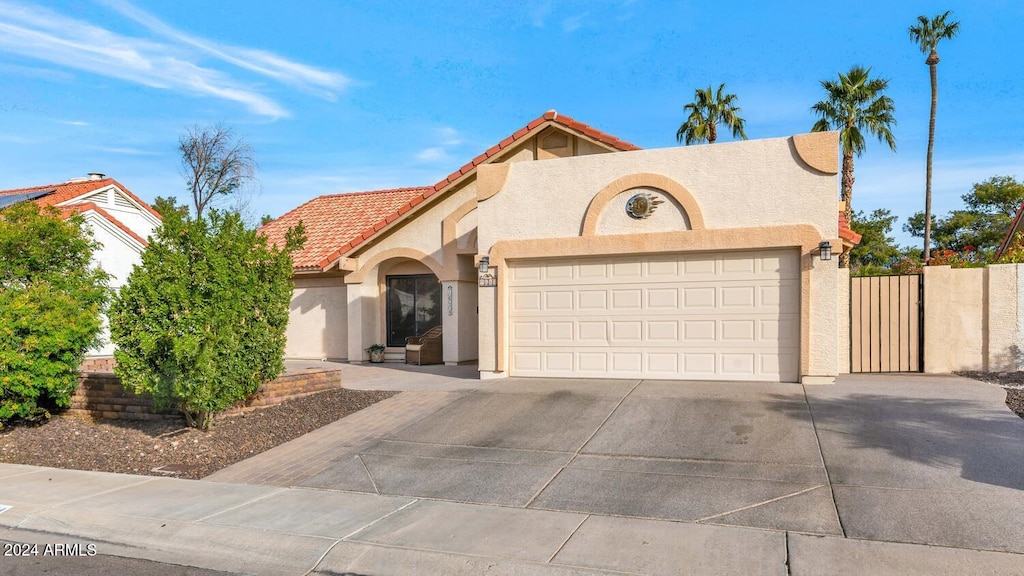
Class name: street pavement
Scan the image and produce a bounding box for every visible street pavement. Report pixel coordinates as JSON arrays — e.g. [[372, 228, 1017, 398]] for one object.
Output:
[[2, 367, 1023, 575]]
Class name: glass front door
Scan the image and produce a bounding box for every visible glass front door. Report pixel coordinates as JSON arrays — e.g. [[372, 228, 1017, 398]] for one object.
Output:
[[386, 274, 441, 347]]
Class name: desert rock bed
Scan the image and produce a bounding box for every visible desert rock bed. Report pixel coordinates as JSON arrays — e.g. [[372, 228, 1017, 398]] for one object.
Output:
[[0, 387, 396, 479]]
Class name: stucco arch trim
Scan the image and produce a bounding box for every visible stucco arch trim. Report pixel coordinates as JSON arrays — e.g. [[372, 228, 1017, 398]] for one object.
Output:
[[345, 247, 444, 284], [581, 173, 705, 236]]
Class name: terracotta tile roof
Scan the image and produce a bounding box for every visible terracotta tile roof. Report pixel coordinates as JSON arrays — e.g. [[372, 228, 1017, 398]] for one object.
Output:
[[266, 110, 640, 272], [0, 177, 162, 221], [259, 187, 430, 271], [838, 211, 861, 244], [60, 202, 149, 247]]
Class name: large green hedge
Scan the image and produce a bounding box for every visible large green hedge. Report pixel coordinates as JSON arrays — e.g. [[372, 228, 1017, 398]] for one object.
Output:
[[110, 210, 303, 429], [0, 203, 108, 427]]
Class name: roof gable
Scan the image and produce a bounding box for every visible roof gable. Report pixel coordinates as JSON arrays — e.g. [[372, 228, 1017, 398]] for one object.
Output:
[[63, 202, 149, 248], [264, 110, 640, 273], [0, 178, 162, 222]]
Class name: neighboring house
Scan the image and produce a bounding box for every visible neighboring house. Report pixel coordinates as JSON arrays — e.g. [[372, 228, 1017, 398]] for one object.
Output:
[[262, 111, 853, 383], [0, 174, 161, 357]]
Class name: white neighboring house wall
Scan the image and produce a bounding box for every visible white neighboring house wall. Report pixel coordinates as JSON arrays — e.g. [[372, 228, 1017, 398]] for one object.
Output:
[[57, 186, 161, 357]]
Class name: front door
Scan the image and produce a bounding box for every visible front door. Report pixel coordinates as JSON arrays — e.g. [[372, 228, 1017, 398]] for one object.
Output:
[[386, 274, 441, 347]]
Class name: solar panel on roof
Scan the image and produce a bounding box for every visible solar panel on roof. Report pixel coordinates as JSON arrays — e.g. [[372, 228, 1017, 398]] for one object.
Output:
[[0, 190, 54, 209]]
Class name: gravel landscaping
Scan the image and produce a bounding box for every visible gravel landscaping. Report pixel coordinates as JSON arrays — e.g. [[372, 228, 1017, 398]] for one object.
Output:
[[957, 371, 1024, 420], [0, 387, 397, 479]]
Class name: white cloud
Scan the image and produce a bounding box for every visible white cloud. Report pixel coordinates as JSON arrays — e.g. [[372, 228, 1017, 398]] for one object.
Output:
[[99, 0, 350, 98], [410, 126, 465, 164], [415, 147, 448, 162], [0, 1, 348, 118], [57, 120, 89, 127], [562, 13, 588, 33], [437, 126, 463, 146]]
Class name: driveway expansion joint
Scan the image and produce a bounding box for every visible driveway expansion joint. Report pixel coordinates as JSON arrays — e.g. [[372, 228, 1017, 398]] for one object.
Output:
[[523, 379, 644, 508], [802, 384, 846, 538]]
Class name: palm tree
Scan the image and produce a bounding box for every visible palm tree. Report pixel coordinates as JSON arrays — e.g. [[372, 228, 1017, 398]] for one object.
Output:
[[676, 84, 747, 145], [811, 66, 897, 267], [910, 11, 960, 263]]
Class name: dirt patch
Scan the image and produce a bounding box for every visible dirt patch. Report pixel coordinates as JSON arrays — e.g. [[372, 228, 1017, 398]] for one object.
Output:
[[0, 387, 397, 479], [957, 371, 1024, 420]]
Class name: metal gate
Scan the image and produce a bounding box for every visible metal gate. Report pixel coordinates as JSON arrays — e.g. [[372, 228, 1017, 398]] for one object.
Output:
[[850, 274, 924, 373]]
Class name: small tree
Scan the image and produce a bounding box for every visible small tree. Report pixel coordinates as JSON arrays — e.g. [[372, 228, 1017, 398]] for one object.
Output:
[[109, 209, 304, 429], [180, 123, 257, 218], [905, 176, 1024, 261], [152, 195, 190, 219], [849, 208, 901, 276], [0, 203, 108, 427]]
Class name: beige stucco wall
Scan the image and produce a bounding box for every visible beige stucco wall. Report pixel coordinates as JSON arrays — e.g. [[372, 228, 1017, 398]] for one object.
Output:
[[353, 184, 477, 276], [922, 264, 1024, 373], [286, 276, 347, 361], [923, 266, 985, 372], [478, 137, 837, 253], [477, 135, 840, 382]]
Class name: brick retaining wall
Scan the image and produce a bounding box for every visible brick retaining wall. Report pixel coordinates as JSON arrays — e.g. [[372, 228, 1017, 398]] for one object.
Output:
[[68, 368, 343, 421]]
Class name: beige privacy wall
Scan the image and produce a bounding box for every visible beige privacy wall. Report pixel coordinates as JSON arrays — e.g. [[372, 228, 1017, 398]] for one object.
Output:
[[923, 264, 1024, 373], [286, 277, 347, 361], [476, 134, 842, 382]]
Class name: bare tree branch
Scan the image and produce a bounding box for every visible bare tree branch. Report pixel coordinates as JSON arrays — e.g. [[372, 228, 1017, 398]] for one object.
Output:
[[179, 122, 258, 218]]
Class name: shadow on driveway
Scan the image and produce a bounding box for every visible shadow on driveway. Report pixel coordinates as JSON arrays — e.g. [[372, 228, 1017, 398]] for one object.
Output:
[[764, 379, 1024, 491]]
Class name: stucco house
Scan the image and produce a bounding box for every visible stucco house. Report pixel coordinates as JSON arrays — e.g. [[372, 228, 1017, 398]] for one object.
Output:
[[262, 111, 852, 384], [0, 174, 161, 357]]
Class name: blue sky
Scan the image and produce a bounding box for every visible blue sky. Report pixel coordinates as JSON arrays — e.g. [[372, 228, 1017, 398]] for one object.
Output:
[[1, 0, 1021, 246]]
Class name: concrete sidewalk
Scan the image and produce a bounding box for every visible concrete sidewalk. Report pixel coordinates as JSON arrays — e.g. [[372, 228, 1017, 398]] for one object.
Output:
[[2, 462, 1023, 575]]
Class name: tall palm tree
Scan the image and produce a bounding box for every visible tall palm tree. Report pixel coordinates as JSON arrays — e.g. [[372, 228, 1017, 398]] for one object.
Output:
[[811, 66, 897, 267], [910, 11, 960, 263], [676, 84, 747, 145]]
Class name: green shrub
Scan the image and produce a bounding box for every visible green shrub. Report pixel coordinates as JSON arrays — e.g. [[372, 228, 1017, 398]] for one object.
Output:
[[110, 210, 303, 429], [0, 203, 108, 427]]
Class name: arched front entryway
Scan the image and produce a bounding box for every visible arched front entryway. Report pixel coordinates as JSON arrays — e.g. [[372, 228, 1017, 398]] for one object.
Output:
[[345, 250, 446, 363], [380, 259, 442, 348]]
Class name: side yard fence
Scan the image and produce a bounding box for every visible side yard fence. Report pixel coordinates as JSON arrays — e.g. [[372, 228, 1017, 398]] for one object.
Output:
[[840, 264, 1024, 375]]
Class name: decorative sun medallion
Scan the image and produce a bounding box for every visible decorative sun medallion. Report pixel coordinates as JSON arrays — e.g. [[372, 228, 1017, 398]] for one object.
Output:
[[625, 192, 664, 220]]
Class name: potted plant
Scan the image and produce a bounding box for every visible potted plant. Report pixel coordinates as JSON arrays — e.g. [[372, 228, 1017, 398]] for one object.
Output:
[[365, 344, 386, 363]]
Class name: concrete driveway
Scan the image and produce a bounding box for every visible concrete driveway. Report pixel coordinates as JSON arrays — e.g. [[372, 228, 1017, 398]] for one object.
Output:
[[208, 367, 1024, 556]]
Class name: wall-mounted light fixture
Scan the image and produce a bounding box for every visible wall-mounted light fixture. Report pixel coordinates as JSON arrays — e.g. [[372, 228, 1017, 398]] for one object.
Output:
[[818, 241, 832, 261], [478, 256, 496, 287]]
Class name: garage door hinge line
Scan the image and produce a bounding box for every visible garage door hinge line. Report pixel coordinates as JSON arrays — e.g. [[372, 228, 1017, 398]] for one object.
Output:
[[524, 380, 643, 508]]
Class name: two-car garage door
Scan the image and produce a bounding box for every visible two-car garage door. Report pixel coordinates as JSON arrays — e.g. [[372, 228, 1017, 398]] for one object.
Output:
[[507, 249, 800, 382]]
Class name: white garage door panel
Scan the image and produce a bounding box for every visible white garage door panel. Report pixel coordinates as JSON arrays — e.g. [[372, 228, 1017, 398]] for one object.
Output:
[[508, 250, 800, 381]]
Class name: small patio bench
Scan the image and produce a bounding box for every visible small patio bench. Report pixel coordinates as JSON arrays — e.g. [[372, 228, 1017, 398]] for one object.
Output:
[[405, 326, 443, 365]]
